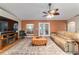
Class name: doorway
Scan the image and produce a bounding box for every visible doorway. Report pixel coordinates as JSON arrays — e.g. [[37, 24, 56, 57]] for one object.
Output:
[[39, 22, 50, 36]]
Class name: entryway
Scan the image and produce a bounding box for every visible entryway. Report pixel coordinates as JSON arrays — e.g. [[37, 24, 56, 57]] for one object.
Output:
[[39, 22, 50, 36]]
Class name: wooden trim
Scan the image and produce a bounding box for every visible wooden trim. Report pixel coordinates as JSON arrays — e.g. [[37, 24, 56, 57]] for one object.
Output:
[[0, 39, 19, 53]]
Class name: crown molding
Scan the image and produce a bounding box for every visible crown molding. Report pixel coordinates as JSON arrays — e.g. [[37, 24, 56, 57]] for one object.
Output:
[[0, 6, 21, 21]]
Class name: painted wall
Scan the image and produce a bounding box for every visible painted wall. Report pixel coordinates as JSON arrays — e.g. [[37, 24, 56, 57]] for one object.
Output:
[[21, 20, 67, 35], [68, 16, 79, 32]]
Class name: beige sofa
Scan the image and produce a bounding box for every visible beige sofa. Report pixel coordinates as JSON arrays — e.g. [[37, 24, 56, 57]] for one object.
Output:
[[50, 31, 79, 54]]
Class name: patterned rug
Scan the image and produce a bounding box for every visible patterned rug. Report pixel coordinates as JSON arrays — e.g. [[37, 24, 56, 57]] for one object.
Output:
[[0, 37, 67, 55]]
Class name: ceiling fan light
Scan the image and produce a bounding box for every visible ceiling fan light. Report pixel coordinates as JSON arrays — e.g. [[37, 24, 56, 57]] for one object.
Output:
[[51, 15, 54, 17], [46, 14, 54, 19], [46, 15, 52, 18], [50, 10, 55, 13]]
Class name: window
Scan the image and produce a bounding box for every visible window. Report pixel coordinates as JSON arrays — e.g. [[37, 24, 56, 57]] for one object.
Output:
[[68, 21, 76, 32], [26, 24, 34, 34], [0, 21, 8, 32]]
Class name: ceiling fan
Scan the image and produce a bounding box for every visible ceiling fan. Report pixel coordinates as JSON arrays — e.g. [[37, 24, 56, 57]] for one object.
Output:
[[43, 3, 60, 17]]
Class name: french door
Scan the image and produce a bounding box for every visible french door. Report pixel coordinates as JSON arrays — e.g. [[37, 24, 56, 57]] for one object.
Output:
[[39, 23, 50, 36]]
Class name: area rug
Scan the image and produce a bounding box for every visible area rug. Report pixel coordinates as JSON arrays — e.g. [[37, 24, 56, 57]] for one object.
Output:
[[0, 37, 68, 55]]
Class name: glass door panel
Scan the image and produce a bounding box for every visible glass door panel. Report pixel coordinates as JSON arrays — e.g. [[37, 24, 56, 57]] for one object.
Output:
[[44, 24, 49, 35], [39, 23, 50, 36], [40, 24, 44, 35]]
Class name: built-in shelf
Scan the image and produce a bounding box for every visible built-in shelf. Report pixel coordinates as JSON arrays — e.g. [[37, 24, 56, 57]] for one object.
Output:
[[0, 32, 18, 52]]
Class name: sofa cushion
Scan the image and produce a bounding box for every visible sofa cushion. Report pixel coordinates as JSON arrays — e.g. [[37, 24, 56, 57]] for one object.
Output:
[[51, 35, 75, 52], [64, 32, 75, 39], [57, 31, 76, 40], [73, 33, 79, 42], [50, 31, 79, 53]]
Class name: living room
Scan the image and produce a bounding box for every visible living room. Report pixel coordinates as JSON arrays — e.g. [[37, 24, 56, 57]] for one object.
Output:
[[0, 3, 79, 55]]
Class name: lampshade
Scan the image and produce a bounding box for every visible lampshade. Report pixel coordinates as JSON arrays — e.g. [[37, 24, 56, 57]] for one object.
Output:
[[46, 14, 54, 19], [50, 10, 55, 13], [51, 15, 54, 17]]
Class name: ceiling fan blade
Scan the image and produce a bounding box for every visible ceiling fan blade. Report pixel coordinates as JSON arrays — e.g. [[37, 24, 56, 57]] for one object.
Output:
[[43, 15, 47, 17], [43, 12, 48, 14], [50, 10, 55, 13], [49, 8, 59, 13], [55, 8, 59, 11], [53, 12, 60, 15]]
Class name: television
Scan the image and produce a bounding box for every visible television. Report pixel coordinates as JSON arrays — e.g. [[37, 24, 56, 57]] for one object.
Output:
[[0, 21, 8, 32]]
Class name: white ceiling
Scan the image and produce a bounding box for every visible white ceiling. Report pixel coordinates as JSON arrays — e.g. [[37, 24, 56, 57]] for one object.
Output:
[[0, 3, 79, 20]]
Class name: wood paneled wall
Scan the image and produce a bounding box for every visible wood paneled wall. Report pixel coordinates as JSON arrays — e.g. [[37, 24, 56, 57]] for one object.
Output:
[[0, 16, 18, 31]]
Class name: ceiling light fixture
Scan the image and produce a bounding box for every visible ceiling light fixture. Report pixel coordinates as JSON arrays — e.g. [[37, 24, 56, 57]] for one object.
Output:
[[42, 3, 60, 18], [46, 14, 54, 19]]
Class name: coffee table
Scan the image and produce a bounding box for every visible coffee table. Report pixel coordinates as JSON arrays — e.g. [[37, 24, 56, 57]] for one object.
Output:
[[32, 36, 47, 46]]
